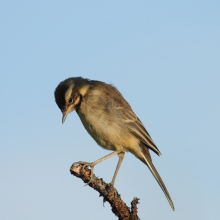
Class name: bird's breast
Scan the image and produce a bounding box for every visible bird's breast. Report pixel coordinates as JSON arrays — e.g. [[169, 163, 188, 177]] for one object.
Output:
[[77, 108, 128, 152]]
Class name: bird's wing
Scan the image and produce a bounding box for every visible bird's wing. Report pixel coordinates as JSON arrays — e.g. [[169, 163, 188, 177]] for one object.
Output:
[[121, 109, 161, 156]]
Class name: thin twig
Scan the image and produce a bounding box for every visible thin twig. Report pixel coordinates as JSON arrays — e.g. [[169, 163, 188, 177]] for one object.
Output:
[[70, 165, 140, 220]]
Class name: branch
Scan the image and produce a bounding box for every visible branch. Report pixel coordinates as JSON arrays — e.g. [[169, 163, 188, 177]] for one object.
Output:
[[70, 165, 140, 220]]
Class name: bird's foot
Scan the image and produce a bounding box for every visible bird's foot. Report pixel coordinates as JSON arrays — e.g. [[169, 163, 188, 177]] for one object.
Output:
[[70, 161, 96, 185]]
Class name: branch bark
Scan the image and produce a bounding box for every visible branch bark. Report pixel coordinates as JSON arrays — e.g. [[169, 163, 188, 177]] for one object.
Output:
[[70, 165, 140, 220]]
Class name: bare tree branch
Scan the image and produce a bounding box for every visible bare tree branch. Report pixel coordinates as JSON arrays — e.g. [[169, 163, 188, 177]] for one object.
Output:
[[70, 165, 140, 220]]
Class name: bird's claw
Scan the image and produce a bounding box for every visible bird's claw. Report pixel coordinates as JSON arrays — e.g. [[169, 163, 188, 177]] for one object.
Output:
[[70, 161, 95, 185]]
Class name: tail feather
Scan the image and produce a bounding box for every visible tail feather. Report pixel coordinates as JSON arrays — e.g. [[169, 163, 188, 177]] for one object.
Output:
[[140, 145, 175, 210]]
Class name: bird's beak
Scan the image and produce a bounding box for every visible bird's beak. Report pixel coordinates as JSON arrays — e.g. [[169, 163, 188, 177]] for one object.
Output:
[[62, 112, 67, 124], [62, 105, 75, 124]]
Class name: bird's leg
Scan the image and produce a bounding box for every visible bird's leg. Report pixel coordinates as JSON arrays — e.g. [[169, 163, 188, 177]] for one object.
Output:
[[110, 152, 125, 186], [71, 151, 119, 184]]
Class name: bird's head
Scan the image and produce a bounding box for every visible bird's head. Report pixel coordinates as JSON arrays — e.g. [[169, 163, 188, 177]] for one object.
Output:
[[54, 77, 89, 124]]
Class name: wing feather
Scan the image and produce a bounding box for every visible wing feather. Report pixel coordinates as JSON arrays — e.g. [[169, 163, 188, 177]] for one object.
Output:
[[122, 109, 161, 156]]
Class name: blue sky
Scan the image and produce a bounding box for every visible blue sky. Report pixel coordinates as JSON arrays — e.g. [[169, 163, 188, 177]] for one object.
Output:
[[0, 1, 219, 219]]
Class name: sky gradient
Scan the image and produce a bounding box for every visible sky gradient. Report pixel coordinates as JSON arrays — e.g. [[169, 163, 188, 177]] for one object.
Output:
[[1, 1, 220, 219]]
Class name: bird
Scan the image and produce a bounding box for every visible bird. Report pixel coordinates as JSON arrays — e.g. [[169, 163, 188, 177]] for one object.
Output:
[[54, 77, 174, 210]]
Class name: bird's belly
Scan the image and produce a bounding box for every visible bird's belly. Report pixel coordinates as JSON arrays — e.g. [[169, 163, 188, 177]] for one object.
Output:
[[77, 111, 126, 152]]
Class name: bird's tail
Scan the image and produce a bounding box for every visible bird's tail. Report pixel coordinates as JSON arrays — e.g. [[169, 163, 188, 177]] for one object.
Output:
[[139, 143, 175, 211]]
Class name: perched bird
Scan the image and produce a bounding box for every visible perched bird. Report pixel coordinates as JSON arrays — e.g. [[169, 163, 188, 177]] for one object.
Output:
[[54, 77, 174, 210]]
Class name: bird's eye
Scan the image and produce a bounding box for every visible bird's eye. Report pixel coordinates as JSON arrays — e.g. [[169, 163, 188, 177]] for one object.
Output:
[[68, 98, 73, 103]]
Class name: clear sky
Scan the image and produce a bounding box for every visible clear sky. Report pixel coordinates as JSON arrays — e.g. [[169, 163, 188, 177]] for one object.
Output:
[[0, 1, 219, 220]]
